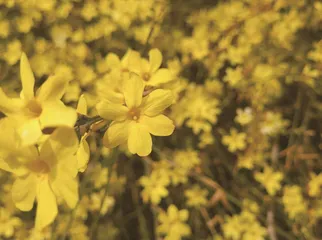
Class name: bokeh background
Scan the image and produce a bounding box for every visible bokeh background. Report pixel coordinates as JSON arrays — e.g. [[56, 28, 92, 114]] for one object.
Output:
[[0, 0, 322, 239]]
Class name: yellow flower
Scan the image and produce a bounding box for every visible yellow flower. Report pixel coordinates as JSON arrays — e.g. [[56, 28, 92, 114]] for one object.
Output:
[[222, 128, 247, 153], [0, 20, 10, 38], [223, 201, 267, 240], [255, 166, 283, 196], [157, 205, 191, 240], [130, 49, 174, 87], [96, 49, 142, 105], [3, 39, 22, 65], [0, 127, 79, 230], [139, 171, 170, 204], [308, 173, 322, 197], [96, 74, 175, 156], [0, 207, 22, 238], [0, 53, 77, 146], [282, 185, 307, 220], [184, 185, 208, 208], [235, 108, 253, 126]]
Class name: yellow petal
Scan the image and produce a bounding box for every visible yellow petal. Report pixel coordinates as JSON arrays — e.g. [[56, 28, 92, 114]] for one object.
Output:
[[40, 102, 77, 129], [40, 127, 79, 172], [105, 53, 121, 68], [128, 123, 152, 156], [20, 53, 35, 100], [18, 118, 42, 146], [35, 179, 58, 230], [12, 174, 37, 211], [76, 94, 88, 115], [123, 74, 144, 108], [98, 88, 125, 104], [123, 49, 141, 71], [0, 88, 23, 115], [141, 89, 174, 117], [36, 75, 67, 102], [96, 100, 128, 121], [140, 115, 175, 136], [0, 154, 29, 177], [148, 68, 173, 86], [77, 135, 90, 172], [103, 120, 131, 148], [0, 117, 20, 151], [51, 172, 79, 209], [149, 48, 162, 73]]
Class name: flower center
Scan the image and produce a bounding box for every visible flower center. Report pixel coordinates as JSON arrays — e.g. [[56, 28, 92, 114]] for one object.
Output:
[[142, 72, 150, 81], [128, 108, 140, 121], [26, 99, 42, 117], [27, 160, 50, 174]]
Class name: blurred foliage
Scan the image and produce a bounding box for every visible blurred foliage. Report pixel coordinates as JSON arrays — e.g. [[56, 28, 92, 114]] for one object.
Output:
[[0, 0, 322, 239]]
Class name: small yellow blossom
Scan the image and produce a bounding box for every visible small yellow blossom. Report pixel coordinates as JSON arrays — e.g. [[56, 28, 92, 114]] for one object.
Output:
[[0, 207, 22, 238], [282, 185, 307, 220], [255, 166, 283, 196], [0, 20, 10, 38], [139, 171, 170, 204], [235, 108, 253, 126], [130, 49, 173, 87], [308, 173, 322, 197], [185, 185, 208, 208], [222, 128, 247, 153], [223, 201, 267, 240], [157, 205, 191, 240], [3, 39, 22, 65]]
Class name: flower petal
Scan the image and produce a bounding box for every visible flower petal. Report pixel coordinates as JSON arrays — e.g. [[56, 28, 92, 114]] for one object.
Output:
[[51, 171, 78, 209], [35, 179, 58, 230], [77, 135, 90, 172], [40, 102, 77, 129], [149, 48, 162, 73], [96, 100, 128, 121], [103, 120, 131, 148], [123, 74, 144, 108], [124, 49, 141, 72], [97, 87, 125, 104], [18, 118, 42, 146], [76, 94, 87, 115], [36, 75, 68, 102], [20, 53, 35, 100], [12, 174, 37, 211], [0, 88, 23, 115], [141, 89, 174, 117], [148, 68, 173, 86], [105, 53, 121, 68], [140, 115, 175, 136], [128, 123, 152, 156], [40, 127, 79, 172]]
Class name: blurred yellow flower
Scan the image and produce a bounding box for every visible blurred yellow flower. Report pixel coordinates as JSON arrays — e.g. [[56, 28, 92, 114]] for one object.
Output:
[[185, 185, 208, 208], [157, 205, 191, 240], [0, 127, 79, 229], [222, 128, 247, 153], [282, 185, 307, 220], [255, 166, 283, 196], [139, 171, 170, 204]]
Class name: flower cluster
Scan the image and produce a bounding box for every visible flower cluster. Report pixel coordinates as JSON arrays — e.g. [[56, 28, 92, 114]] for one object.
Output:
[[0, 0, 321, 239]]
